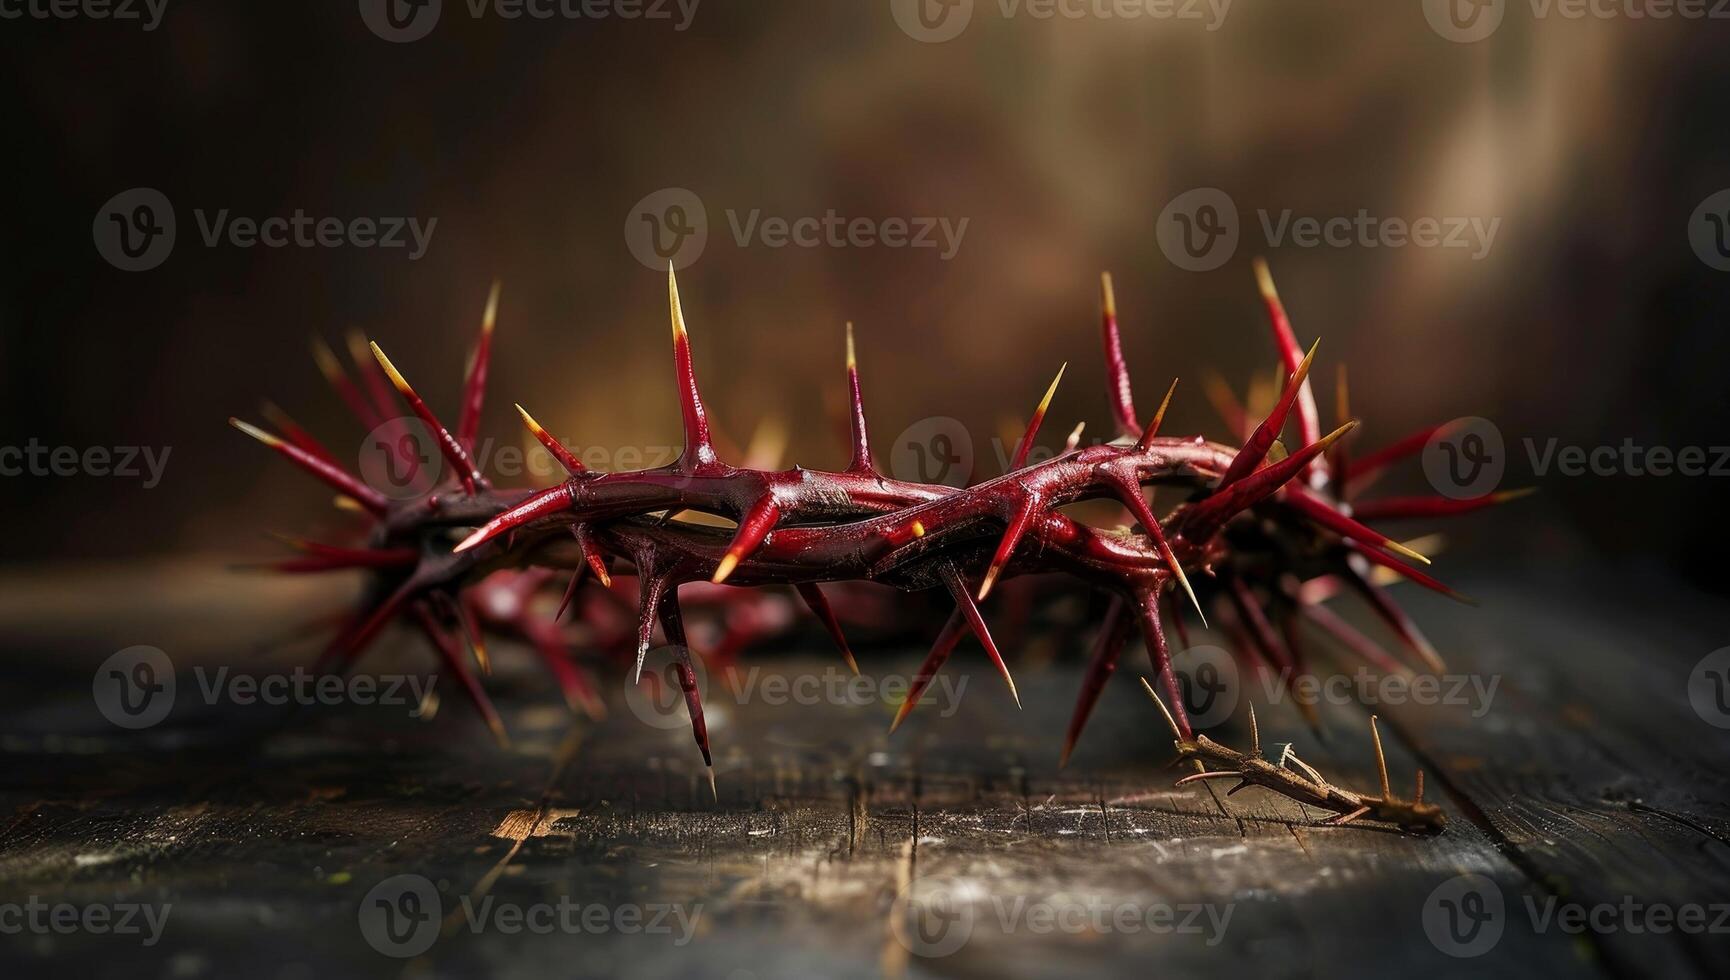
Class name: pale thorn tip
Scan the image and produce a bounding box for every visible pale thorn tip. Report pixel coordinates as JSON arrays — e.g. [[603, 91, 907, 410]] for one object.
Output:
[[1036, 363, 1067, 417], [712, 552, 741, 585], [1101, 271, 1117, 319], [514, 403, 546, 437], [1253, 256, 1279, 302], [845, 322, 857, 371], [1065, 421, 1086, 452], [453, 526, 489, 553], [229, 417, 283, 448], [369, 341, 412, 394], [1385, 539, 1433, 566], [911, 520, 925, 538], [707, 767, 718, 802], [668, 262, 687, 341], [976, 567, 1001, 602], [483, 280, 502, 336]]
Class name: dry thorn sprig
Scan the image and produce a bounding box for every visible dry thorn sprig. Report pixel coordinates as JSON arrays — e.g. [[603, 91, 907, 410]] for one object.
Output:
[[1140, 678, 1445, 835]]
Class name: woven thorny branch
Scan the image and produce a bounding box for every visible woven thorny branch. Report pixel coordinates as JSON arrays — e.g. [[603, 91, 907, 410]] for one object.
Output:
[[232, 262, 1524, 786]]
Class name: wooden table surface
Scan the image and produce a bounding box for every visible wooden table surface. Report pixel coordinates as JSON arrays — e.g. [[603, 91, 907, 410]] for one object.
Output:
[[0, 562, 1726, 979]]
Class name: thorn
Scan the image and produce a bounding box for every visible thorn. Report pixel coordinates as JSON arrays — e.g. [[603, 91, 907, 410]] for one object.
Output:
[[978, 494, 1039, 601], [370, 341, 483, 494], [229, 417, 283, 449], [459, 280, 501, 453], [796, 583, 860, 676], [941, 566, 1019, 708], [1133, 378, 1180, 452], [1100, 271, 1140, 438], [1065, 421, 1086, 452], [707, 767, 718, 803], [667, 263, 717, 470], [844, 322, 874, 473], [713, 496, 781, 584], [1370, 715, 1390, 800], [1414, 769, 1425, 804], [845, 320, 857, 371], [453, 484, 574, 552], [890, 609, 967, 734], [516, 403, 586, 475], [1108, 473, 1206, 627], [556, 568, 585, 621], [230, 418, 389, 515], [1249, 703, 1261, 757], [1011, 363, 1067, 470], [1216, 338, 1320, 491], [1139, 676, 1183, 741]]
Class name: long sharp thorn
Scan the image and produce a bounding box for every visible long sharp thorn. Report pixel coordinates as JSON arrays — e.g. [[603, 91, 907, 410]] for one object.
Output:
[[1348, 541, 1473, 605], [1011, 363, 1066, 470], [667, 263, 718, 471], [633, 574, 672, 684], [890, 609, 967, 733], [1344, 563, 1449, 671], [1134, 591, 1191, 738], [458, 280, 501, 455], [1299, 601, 1410, 677], [1414, 769, 1425, 804], [1133, 378, 1180, 452], [658, 596, 713, 767], [1350, 488, 1536, 522], [230, 418, 389, 515], [1138, 676, 1183, 741], [940, 566, 1019, 707], [1253, 258, 1321, 459], [713, 495, 781, 584], [370, 341, 483, 494], [979, 494, 1039, 601], [1287, 488, 1433, 565], [1110, 474, 1206, 627], [796, 583, 859, 676], [1183, 421, 1356, 537], [1217, 338, 1320, 490], [844, 322, 875, 473], [453, 483, 574, 552], [348, 330, 402, 423], [1345, 421, 1461, 486], [1249, 703, 1261, 757], [515, 403, 586, 475], [1370, 715, 1391, 799], [1100, 271, 1140, 438]]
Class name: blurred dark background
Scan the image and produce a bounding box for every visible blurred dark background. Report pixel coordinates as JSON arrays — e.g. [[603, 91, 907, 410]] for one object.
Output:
[[2, 0, 1727, 593]]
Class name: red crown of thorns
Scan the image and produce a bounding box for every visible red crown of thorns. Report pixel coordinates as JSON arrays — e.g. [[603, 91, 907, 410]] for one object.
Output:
[[231, 261, 1524, 782]]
